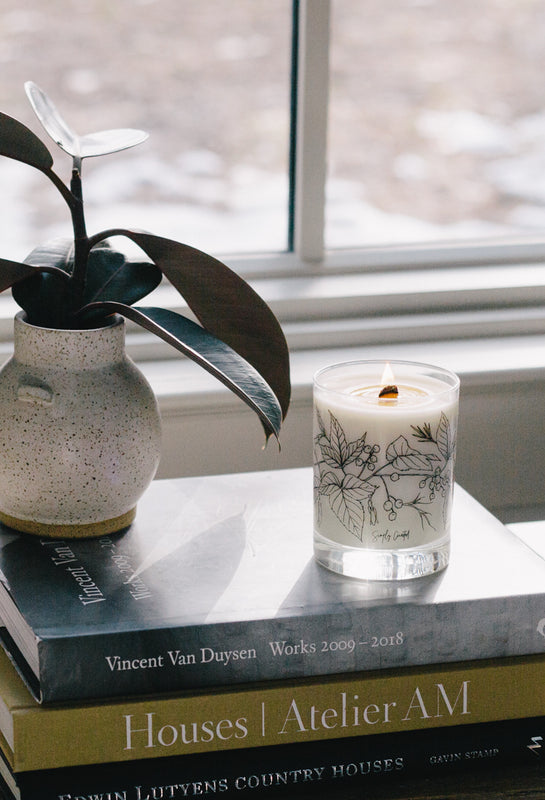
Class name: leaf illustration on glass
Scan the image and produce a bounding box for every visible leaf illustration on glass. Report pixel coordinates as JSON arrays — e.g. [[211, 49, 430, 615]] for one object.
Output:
[[345, 433, 368, 464], [320, 411, 368, 469], [386, 435, 439, 472], [315, 408, 327, 439], [319, 443, 345, 471], [326, 413, 349, 468], [411, 422, 434, 443], [436, 412, 452, 460], [407, 494, 434, 529], [322, 472, 376, 538], [318, 470, 342, 497], [314, 408, 456, 543]]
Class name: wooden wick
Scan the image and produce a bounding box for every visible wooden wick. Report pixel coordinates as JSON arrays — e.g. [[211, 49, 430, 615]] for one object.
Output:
[[378, 384, 399, 399]]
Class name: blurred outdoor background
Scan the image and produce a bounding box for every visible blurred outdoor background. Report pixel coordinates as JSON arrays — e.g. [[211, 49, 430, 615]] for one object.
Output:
[[0, 0, 544, 260]]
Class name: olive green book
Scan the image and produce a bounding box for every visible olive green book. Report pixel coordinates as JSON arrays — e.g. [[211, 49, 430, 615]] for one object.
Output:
[[0, 642, 545, 773]]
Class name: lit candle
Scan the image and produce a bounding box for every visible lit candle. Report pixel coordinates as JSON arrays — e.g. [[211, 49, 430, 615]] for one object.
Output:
[[313, 359, 459, 580]]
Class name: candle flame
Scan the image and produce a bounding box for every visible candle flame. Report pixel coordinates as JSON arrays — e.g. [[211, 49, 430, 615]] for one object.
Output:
[[380, 362, 396, 386], [378, 362, 399, 400]]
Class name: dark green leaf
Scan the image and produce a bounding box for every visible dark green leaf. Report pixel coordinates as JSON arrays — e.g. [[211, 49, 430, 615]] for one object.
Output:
[[12, 271, 71, 328], [0, 112, 53, 171], [14, 239, 162, 328], [23, 237, 74, 272], [0, 257, 52, 293], [89, 229, 291, 419], [10, 238, 74, 327], [0, 239, 72, 325], [81, 302, 282, 441], [77, 242, 162, 306]]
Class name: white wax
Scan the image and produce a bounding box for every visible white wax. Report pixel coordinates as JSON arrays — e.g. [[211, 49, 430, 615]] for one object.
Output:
[[313, 363, 459, 550]]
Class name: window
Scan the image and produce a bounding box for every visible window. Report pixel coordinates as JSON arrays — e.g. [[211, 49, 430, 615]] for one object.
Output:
[[0, 0, 544, 363], [276, 0, 545, 359], [0, 0, 292, 261], [327, 0, 545, 249]]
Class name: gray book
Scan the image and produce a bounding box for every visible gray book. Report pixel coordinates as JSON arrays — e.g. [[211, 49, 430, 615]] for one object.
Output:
[[0, 467, 543, 704]]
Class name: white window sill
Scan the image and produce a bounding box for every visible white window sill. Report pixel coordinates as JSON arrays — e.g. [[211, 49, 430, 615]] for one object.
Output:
[[141, 330, 545, 413]]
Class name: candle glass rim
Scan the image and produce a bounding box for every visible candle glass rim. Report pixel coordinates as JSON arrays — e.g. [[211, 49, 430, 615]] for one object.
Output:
[[313, 358, 460, 401]]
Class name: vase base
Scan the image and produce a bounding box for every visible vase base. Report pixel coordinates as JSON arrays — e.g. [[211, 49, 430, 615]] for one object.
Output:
[[0, 507, 136, 538]]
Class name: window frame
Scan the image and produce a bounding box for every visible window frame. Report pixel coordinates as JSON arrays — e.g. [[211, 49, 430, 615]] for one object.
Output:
[[216, 0, 545, 358], [290, 0, 545, 270], [0, 0, 544, 358], [233, 0, 545, 352]]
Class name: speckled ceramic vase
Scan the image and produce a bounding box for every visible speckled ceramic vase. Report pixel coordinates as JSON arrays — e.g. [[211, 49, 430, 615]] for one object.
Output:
[[0, 312, 162, 538]]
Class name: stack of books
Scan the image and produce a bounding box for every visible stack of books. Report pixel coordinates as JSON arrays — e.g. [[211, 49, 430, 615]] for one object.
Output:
[[0, 467, 543, 798]]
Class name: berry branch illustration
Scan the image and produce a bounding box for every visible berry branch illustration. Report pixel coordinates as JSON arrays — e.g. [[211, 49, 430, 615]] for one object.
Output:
[[313, 410, 456, 541]]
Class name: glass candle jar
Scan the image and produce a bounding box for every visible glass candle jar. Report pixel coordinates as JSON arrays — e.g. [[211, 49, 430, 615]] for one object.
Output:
[[313, 359, 460, 580]]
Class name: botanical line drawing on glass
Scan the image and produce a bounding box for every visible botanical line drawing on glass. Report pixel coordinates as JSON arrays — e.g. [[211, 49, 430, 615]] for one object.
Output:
[[313, 408, 456, 544]]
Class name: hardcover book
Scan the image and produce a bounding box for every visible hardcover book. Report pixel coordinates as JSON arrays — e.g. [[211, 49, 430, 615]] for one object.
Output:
[[0, 634, 545, 772], [0, 467, 544, 703], [2, 714, 545, 800]]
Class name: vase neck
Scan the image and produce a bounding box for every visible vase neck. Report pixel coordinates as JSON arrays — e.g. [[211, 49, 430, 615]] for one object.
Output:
[[13, 313, 126, 369]]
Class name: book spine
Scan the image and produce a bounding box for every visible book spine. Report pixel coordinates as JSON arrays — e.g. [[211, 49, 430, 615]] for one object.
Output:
[[37, 591, 545, 703], [11, 716, 545, 800], [12, 654, 545, 772]]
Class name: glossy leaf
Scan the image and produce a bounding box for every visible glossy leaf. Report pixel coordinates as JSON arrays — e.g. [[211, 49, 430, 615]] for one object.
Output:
[[71, 244, 162, 327], [89, 229, 291, 419], [81, 302, 283, 441], [0, 239, 71, 314], [23, 237, 74, 272], [24, 82, 76, 155], [25, 82, 148, 159], [0, 256, 48, 293], [81, 243, 162, 306], [0, 112, 53, 171], [78, 129, 149, 159], [11, 238, 73, 327], [12, 271, 71, 329]]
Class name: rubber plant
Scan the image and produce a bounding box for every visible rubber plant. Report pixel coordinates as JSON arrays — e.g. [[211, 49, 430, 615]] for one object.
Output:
[[0, 82, 290, 442]]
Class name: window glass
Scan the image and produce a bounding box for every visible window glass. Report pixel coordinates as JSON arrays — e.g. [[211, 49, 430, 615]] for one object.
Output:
[[327, 0, 545, 248], [0, 0, 292, 261]]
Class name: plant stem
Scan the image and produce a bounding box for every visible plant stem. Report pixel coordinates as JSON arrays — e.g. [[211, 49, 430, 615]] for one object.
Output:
[[67, 166, 89, 320]]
